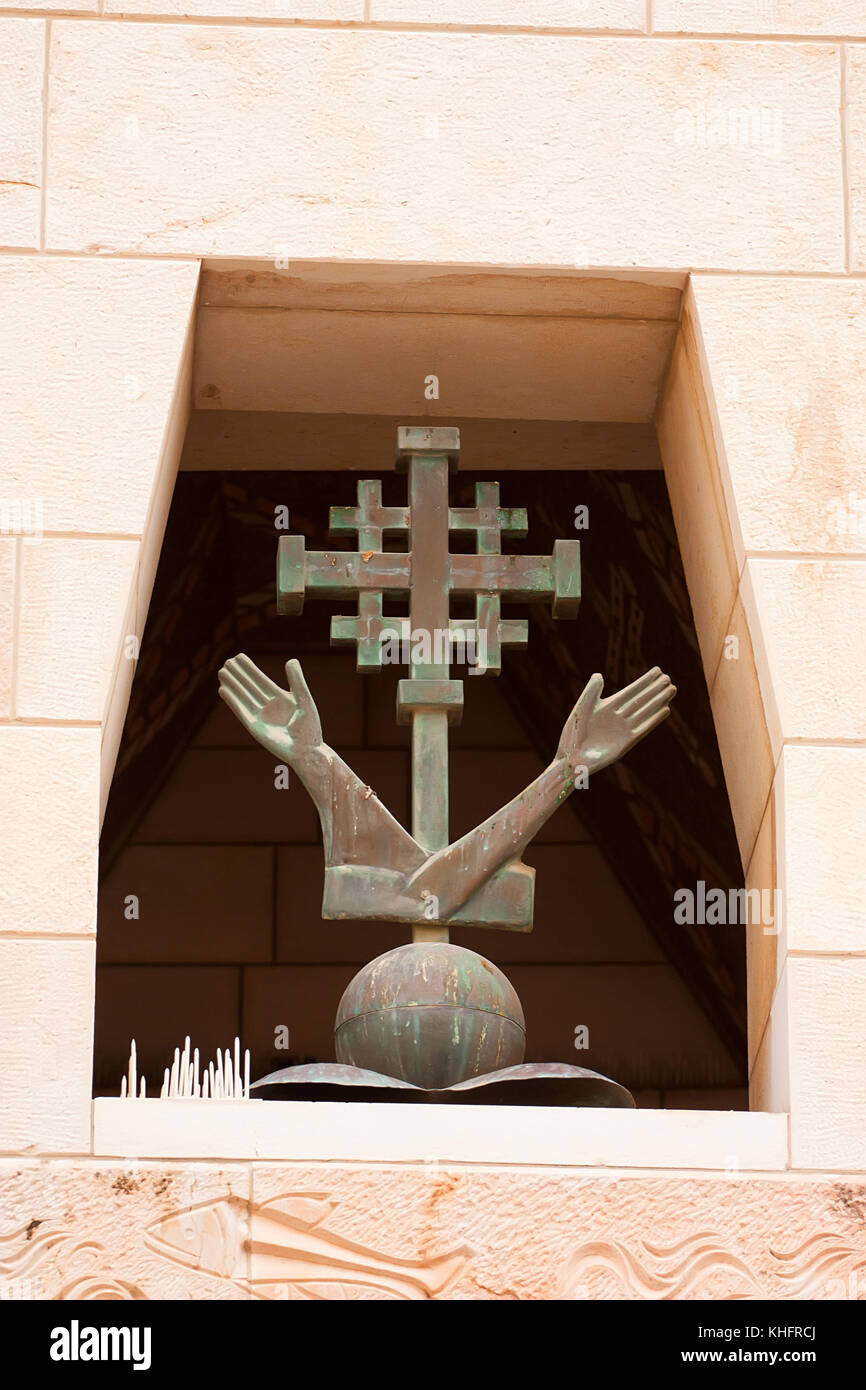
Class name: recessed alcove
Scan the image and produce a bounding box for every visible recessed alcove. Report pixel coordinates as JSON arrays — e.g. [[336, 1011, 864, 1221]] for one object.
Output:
[[94, 261, 749, 1110]]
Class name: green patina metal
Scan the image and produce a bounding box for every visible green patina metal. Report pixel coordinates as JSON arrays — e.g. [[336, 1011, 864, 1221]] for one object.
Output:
[[259, 426, 586, 940], [218, 426, 676, 1097], [334, 943, 525, 1091]]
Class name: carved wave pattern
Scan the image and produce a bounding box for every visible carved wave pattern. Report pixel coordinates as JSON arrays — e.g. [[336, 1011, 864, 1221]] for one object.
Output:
[[560, 1231, 866, 1300], [0, 1220, 146, 1300]]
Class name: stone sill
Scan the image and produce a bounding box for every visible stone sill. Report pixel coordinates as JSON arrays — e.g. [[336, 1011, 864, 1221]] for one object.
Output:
[[93, 1099, 788, 1171]]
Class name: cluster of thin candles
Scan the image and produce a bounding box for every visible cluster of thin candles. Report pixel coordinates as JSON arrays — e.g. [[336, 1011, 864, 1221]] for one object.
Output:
[[119, 1036, 251, 1100]]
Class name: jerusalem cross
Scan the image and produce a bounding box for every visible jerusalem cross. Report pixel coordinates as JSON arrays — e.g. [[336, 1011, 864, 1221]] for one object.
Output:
[[219, 427, 675, 941]]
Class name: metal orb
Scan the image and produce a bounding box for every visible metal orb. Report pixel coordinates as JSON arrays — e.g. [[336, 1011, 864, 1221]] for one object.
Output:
[[334, 942, 525, 1090]]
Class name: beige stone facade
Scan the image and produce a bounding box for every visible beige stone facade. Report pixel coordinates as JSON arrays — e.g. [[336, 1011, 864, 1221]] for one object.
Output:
[[1, 2, 865, 1298]]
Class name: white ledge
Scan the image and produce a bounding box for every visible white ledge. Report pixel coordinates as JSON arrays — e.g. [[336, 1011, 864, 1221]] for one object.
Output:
[[93, 1099, 788, 1172]]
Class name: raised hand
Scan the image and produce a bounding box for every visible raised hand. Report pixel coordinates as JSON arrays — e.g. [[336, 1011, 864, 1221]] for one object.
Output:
[[218, 654, 323, 764], [219, 651, 425, 875], [555, 667, 676, 777], [218, 652, 676, 925]]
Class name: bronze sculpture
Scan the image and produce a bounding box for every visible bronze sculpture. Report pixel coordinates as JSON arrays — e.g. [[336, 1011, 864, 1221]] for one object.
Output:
[[219, 427, 676, 1104]]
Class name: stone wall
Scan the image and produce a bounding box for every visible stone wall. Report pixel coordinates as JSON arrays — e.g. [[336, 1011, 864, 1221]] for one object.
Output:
[[2, 1161, 864, 1301], [1, 1, 865, 1296]]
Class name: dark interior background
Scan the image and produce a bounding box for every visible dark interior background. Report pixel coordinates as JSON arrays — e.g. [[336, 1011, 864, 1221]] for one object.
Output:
[[94, 468, 747, 1105]]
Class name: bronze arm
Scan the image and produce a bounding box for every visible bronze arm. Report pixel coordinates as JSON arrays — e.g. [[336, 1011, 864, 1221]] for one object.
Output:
[[404, 668, 676, 918], [219, 655, 675, 927], [218, 655, 426, 874]]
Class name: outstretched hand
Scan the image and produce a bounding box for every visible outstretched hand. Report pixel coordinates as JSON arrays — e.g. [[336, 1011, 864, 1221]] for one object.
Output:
[[556, 667, 676, 777], [218, 654, 323, 763]]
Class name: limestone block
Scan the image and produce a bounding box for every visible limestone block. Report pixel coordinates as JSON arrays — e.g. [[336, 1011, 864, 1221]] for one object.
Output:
[[12, 1161, 865, 1301], [372, 1, 645, 28], [46, 27, 842, 270], [135, 290, 195, 636], [0, 726, 99, 937], [655, 1, 866, 37], [17, 538, 140, 723], [94, 1097, 786, 1167], [657, 327, 739, 678], [691, 276, 866, 557], [709, 595, 775, 868], [2, 0, 95, 8], [778, 745, 866, 956], [0, 539, 16, 717], [845, 48, 866, 271], [0, 1162, 249, 1299], [743, 558, 866, 748], [198, 261, 684, 318], [0, 20, 43, 249], [745, 786, 778, 1074], [0, 257, 199, 535], [194, 305, 675, 422], [0, 940, 95, 1152], [786, 957, 866, 1170], [749, 961, 789, 1114], [100, 635, 139, 822], [107, 0, 359, 13], [243, 1166, 858, 1300]]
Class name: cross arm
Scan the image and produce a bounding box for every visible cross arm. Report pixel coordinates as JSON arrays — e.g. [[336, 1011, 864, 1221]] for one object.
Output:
[[278, 535, 579, 617], [277, 535, 411, 613], [449, 504, 528, 540], [449, 539, 581, 616]]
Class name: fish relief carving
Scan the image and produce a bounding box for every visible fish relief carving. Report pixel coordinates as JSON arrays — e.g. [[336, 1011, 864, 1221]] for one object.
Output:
[[146, 1193, 472, 1300]]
